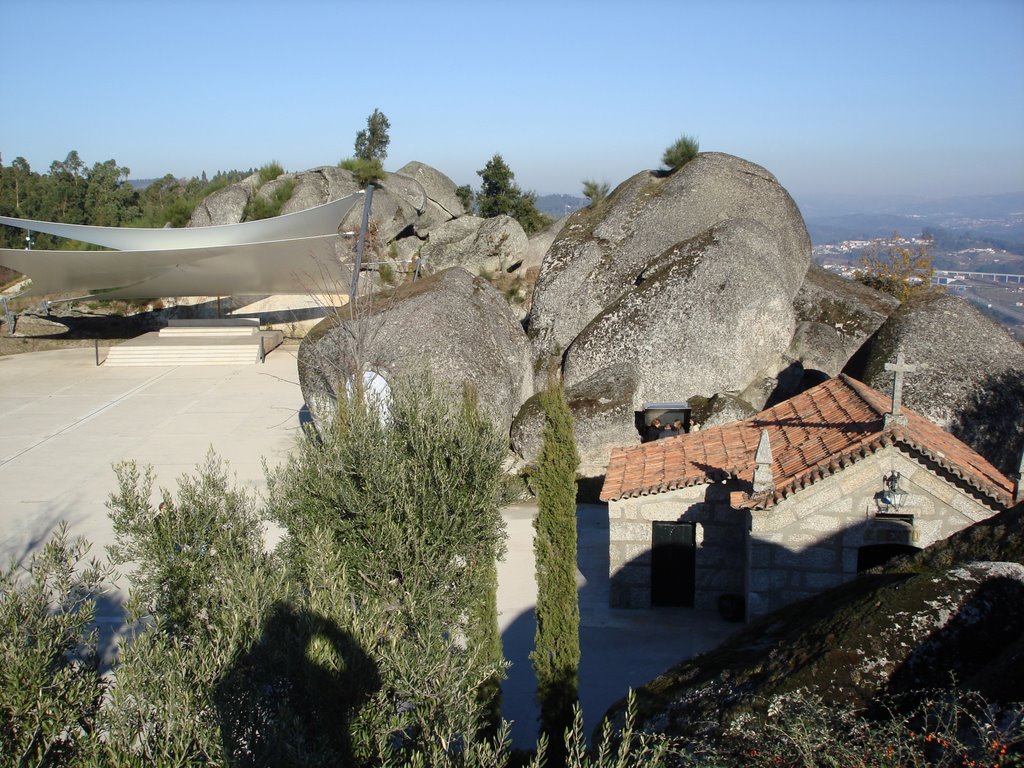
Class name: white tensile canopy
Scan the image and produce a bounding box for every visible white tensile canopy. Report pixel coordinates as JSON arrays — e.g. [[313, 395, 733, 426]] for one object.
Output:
[[0, 193, 363, 298]]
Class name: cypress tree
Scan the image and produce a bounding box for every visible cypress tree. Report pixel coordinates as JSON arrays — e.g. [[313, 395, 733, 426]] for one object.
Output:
[[530, 379, 581, 760]]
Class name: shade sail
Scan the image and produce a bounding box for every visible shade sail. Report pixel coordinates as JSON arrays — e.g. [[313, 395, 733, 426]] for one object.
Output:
[[0, 193, 364, 298], [0, 235, 354, 298], [0, 193, 363, 251]]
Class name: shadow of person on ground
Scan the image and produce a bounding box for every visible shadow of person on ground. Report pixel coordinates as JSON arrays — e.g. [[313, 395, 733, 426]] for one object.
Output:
[[216, 600, 381, 765]]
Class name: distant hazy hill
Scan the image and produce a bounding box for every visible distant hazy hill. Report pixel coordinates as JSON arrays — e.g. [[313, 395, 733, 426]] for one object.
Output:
[[800, 191, 1024, 247], [535, 193, 586, 218]]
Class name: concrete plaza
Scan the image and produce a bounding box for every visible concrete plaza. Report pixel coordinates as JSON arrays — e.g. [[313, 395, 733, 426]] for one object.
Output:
[[0, 346, 735, 749]]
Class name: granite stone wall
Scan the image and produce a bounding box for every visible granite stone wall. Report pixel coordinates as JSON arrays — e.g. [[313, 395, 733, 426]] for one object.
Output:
[[608, 482, 747, 610], [607, 446, 1002, 619], [746, 446, 1000, 618]]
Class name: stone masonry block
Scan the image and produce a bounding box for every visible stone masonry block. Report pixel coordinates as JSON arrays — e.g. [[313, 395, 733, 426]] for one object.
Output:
[[750, 507, 796, 533], [609, 562, 648, 585], [790, 480, 843, 514], [615, 540, 652, 565], [909, 470, 955, 505], [950, 489, 997, 522], [630, 586, 650, 608], [749, 568, 771, 591], [750, 544, 771, 568], [837, 461, 884, 495], [773, 545, 836, 571], [610, 521, 652, 543], [842, 547, 859, 574], [798, 514, 851, 535]]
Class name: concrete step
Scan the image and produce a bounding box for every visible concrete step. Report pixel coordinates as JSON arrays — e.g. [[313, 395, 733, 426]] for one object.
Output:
[[104, 329, 284, 367], [159, 327, 257, 338]]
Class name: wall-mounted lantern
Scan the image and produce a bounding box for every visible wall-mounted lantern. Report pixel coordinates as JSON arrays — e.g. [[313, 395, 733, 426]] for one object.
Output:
[[877, 471, 909, 515]]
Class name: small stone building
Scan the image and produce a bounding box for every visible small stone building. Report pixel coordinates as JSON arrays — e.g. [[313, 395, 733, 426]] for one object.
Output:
[[600, 374, 1017, 620]]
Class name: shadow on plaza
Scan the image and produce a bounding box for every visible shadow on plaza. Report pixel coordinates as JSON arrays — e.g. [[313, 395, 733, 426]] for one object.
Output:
[[15, 295, 330, 339], [498, 499, 737, 749]]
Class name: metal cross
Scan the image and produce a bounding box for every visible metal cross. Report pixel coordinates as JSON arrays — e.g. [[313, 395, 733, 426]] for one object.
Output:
[[884, 353, 917, 426]]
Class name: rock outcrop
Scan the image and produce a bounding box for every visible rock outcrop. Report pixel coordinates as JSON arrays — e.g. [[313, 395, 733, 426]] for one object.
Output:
[[791, 264, 899, 376], [188, 172, 260, 226], [508, 153, 815, 464], [527, 153, 812, 384], [847, 291, 1024, 476], [613, 560, 1024, 740], [281, 166, 362, 214], [419, 215, 528, 275], [395, 161, 466, 220], [511, 362, 641, 471], [298, 267, 532, 435], [190, 162, 464, 250], [521, 217, 567, 273], [561, 219, 797, 409]]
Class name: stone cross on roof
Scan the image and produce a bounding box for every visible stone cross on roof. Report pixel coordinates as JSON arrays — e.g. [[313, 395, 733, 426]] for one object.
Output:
[[883, 353, 917, 429]]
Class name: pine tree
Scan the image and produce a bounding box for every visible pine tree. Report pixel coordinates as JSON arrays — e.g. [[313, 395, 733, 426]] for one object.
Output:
[[476, 153, 552, 234], [530, 379, 581, 761], [354, 108, 391, 163]]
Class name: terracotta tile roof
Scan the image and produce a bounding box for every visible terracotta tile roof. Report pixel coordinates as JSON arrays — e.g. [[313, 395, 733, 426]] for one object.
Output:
[[600, 374, 1015, 509]]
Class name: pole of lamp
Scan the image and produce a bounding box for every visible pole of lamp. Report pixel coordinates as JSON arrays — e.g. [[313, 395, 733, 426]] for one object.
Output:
[[350, 184, 375, 305]]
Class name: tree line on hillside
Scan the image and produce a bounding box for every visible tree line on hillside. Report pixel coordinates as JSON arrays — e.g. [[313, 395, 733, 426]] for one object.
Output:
[[0, 150, 252, 250]]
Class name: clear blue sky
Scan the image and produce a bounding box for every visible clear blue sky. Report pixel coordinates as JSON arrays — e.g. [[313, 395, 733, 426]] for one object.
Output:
[[2, 0, 1022, 203]]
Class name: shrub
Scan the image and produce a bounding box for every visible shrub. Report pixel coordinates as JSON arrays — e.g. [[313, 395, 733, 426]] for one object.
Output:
[[378, 262, 396, 285], [662, 134, 700, 171], [0, 525, 112, 767], [242, 178, 295, 221], [581, 179, 610, 205], [339, 157, 386, 187], [257, 160, 284, 185], [265, 373, 510, 760], [106, 453, 268, 635], [711, 688, 1024, 767], [854, 232, 939, 302]]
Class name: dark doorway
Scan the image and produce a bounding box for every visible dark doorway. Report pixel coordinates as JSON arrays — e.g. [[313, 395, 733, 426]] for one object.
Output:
[[651, 522, 696, 607], [857, 543, 920, 572]]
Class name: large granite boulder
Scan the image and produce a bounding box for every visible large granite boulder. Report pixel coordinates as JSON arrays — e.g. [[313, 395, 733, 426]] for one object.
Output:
[[511, 362, 641, 472], [522, 217, 567, 273], [395, 161, 465, 219], [846, 291, 1024, 476], [791, 264, 899, 375], [527, 153, 811, 384], [191, 162, 462, 247], [688, 392, 759, 429], [419, 215, 528, 275], [188, 172, 260, 226], [297, 267, 532, 435], [561, 219, 797, 409], [281, 166, 362, 214]]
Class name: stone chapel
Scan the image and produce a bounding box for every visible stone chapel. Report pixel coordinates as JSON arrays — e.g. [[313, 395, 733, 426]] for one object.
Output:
[[599, 373, 1018, 621]]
